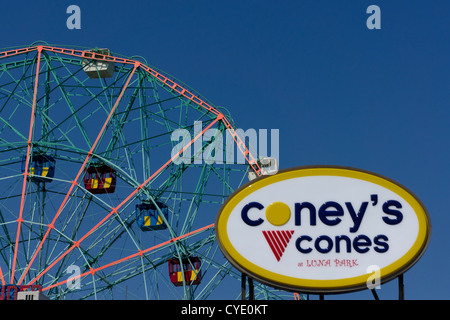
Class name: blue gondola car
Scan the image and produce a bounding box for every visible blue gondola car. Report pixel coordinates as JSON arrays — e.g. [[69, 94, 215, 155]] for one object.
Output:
[[21, 154, 55, 183], [136, 201, 168, 231]]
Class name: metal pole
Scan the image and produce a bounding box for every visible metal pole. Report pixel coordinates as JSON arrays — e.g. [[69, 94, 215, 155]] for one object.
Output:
[[398, 274, 404, 300], [241, 274, 255, 300], [371, 289, 380, 300], [248, 277, 254, 300], [241, 273, 246, 300]]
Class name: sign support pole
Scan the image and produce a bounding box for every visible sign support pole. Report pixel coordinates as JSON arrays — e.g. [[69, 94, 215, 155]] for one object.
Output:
[[241, 273, 254, 300], [398, 274, 404, 300], [371, 289, 380, 300], [241, 273, 245, 300], [248, 277, 254, 300]]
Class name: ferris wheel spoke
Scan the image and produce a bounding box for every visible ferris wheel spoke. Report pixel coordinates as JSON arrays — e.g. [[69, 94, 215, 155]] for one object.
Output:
[[11, 46, 43, 283]]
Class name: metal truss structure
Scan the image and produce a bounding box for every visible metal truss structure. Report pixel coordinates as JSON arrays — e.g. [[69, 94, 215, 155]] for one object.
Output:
[[0, 43, 296, 300]]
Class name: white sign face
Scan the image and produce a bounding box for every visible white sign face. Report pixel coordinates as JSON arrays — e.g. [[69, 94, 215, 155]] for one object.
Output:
[[215, 166, 431, 293]]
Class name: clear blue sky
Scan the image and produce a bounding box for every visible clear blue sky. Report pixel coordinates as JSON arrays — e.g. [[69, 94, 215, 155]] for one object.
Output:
[[1, 0, 449, 300]]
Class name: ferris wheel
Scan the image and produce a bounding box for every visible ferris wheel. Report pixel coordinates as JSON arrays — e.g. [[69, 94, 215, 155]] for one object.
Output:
[[0, 42, 289, 300]]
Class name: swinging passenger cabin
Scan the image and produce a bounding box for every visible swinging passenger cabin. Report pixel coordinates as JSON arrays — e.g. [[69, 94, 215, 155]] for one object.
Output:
[[168, 257, 202, 287], [83, 163, 116, 194], [136, 201, 168, 231], [82, 48, 115, 79], [21, 153, 56, 183]]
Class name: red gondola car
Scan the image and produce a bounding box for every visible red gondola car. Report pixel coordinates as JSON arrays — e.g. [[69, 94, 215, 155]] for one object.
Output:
[[83, 164, 116, 194], [168, 257, 202, 287]]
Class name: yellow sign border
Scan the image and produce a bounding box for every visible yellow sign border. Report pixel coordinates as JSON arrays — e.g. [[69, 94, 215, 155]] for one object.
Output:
[[215, 166, 431, 293]]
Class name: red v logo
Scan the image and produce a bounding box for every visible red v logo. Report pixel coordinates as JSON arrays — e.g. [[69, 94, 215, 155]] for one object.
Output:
[[262, 230, 294, 261]]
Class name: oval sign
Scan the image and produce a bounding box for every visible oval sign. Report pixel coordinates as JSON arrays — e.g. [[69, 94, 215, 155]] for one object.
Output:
[[215, 166, 431, 293]]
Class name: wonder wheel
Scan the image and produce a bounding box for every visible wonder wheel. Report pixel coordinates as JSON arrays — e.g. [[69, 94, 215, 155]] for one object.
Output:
[[0, 42, 287, 300]]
